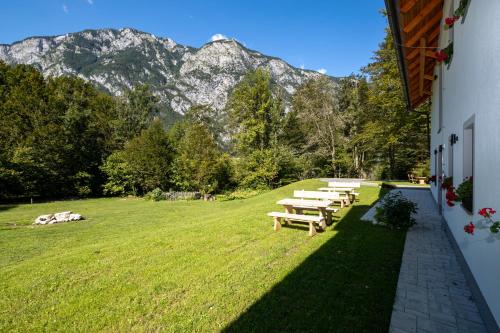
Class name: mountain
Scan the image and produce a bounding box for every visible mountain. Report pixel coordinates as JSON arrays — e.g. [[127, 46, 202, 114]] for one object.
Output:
[[0, 28, 329, 115]]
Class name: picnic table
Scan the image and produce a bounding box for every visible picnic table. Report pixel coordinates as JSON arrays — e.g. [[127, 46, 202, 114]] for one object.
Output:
[[277, 198, 333, 228], [318, 187, 353, 205]]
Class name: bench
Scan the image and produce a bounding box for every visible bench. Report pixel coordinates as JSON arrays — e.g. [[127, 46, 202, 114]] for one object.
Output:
[[318, 187, 360, 202], [267, 212, 325, 236], [292, 206, 338, 226], [294, 190, 347, 208], [327, 181, 361, 188]]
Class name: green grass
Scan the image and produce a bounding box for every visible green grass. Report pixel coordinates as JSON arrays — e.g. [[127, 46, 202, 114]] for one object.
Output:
[[0, 179, 405, 332]]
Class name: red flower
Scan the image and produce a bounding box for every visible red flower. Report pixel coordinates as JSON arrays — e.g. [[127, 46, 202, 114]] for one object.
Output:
[[478, 207, 496, 218], [446, 187, 458, 202], [464, 222, 475, 235], [447, 200, 455, 207], [445, 16, 460, 26], [435, 50, 449, 63]]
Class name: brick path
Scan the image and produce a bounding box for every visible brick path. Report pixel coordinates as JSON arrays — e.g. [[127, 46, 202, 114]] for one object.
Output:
[[388, 189, 488, 333]]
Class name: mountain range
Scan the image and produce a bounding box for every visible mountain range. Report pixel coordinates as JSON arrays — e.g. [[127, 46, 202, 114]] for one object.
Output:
[[0, 28, 330, 115]]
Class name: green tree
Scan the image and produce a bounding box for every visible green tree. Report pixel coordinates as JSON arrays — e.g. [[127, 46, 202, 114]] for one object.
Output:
[[120, 119, 173, 194], [360, 27, 430, 179], [113, 84, 159, 147], [235, 146, 302, 189], [292, 76, 344, 176], [226, 69, 284, 154], [100, 151, 136, 196], [172, 122, 232, 194]]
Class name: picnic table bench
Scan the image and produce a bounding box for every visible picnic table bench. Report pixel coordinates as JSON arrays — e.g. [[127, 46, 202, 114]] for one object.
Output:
[[320, 186, 360, 203], [267, 212, 324, 236], [277, 198, 332, 228]]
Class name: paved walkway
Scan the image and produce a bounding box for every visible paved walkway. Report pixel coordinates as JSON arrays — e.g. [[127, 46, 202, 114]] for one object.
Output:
[[387, 189, 488, 333]]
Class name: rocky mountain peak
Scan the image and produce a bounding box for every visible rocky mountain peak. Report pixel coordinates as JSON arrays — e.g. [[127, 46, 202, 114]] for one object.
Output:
[[0, 28, 331, 115]]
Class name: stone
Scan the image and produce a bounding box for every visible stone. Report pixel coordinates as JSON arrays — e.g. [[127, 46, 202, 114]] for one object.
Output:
[[34, 212, 84, 225], [69, 213, 83, 221], [34, 214, 54, 225], [54, 211, 72, 222]]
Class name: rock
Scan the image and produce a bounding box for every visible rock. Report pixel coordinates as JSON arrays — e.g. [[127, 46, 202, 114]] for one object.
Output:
[[34, 212, 84, 225], [34, 214, 54, 225], [54, 211, 72, 222], [69, 213, 83, 221]]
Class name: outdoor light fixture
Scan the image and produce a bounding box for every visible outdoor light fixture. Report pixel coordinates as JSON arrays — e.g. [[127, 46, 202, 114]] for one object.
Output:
[[439, 145, 443, 152], [434, 149, 438, 155], [450, 133, 459, 145]]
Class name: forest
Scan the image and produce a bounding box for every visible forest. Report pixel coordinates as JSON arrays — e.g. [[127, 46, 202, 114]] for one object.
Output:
[[0, 29, 430, 201]]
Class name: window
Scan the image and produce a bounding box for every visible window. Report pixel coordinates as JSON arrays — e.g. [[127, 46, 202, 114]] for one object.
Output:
[[434, 149, 438, 178], [438, 64, 443, 131], [448, 135, 456, 176], [463, 122, 474, 179], [462, 116, 475, 213]]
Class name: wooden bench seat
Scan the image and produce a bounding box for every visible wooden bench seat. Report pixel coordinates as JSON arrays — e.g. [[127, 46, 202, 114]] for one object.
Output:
[[267, 212, 325, 236], [292, 206, 338, 226], [318, 187, 359, 203]]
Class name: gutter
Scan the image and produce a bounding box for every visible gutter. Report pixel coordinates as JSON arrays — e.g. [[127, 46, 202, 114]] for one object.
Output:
[[384, 0, 412, 111]]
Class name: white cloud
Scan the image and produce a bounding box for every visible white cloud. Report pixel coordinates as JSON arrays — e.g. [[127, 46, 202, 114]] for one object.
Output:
[[317, 68, 327, 74], [87, 0, 93, 4], [210, 34, 228, 42], [300, 64, 305, 70], [62, 4, 69, 13]]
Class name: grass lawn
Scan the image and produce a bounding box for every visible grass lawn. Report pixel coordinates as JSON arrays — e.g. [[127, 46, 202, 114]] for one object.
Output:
[[0, 179, 405, 332]]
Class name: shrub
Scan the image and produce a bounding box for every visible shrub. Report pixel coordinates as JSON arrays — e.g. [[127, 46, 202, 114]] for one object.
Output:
[[441, 176, 453, 190], [216, 188, 267, 201], [455, 177, 473, 212], [375, 191, 418, 229], [144, 188, 165, 201], [235, 146, 302, 189], [73, 171, 93, 197]]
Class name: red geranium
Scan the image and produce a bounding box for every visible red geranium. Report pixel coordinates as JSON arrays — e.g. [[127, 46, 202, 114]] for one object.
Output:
[[445, 187, 458, 207], [445, 16, 460, 27], [464, 222, 475, 235], [435, 50, 449, 63], [478, 207, 496, 218]]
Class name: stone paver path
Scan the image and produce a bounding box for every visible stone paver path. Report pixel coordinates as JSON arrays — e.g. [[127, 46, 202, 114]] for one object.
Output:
[[388, 189, 488, 333]]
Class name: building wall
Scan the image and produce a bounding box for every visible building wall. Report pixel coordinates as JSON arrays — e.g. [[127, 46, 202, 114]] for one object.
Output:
[[429, 0, 500, 327]]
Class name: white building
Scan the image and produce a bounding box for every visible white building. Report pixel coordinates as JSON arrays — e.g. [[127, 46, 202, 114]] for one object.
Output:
[[386, 0, 500, 331]]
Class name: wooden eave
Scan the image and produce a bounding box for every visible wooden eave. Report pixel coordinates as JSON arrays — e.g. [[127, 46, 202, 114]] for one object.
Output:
[[385, 0, 444, 110]]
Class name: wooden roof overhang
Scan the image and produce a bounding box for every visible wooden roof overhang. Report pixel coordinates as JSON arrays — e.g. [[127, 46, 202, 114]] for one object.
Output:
[[385, 0, 444, 109]]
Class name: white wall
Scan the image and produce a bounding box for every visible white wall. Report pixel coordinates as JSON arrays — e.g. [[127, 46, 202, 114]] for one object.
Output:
[[429, 0, 500, 326]]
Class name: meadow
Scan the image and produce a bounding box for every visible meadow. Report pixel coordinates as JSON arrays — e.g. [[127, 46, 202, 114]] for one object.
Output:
[[0, 179, 405, 332]]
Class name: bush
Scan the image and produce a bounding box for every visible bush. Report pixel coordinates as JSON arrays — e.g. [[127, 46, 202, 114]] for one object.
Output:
[[455, 177, 473, 212], [216, 188, 267, 201], [235, 146, 302, 189], [375, 191, 418, 229], [144, 188, 165, 201]]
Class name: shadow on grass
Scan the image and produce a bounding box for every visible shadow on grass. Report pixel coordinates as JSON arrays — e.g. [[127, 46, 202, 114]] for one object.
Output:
[[223, 194, 404, 332], [0, 204, 17, 212]]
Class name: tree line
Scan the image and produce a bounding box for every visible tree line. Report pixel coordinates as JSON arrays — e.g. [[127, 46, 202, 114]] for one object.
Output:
[[0, 27, 429, 201]]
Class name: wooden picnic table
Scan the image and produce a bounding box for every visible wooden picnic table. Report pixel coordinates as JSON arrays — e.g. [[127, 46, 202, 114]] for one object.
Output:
[[277, 198, 333, 228], [318, 187, 353, 205]]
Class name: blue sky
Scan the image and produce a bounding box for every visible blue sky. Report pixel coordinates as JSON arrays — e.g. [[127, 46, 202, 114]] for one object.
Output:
[[0, 0, 387, 77]]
